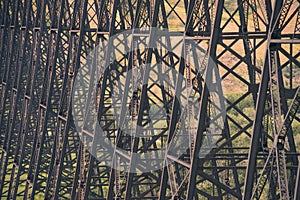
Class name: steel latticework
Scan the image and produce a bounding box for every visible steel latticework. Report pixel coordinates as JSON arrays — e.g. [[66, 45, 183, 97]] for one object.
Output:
[[0, 0, 300, 199]]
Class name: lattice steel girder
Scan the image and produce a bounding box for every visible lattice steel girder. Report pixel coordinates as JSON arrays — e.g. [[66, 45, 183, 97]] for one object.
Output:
[[243, 0, 300, 199], [0, 0, 300, 199]]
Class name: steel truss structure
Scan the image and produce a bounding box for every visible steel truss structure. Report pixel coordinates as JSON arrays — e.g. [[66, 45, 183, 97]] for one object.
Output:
[[0, 0, 300, 199]]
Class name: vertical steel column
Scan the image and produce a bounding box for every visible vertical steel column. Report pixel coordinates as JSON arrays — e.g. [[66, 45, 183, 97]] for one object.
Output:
[[186, 0, 224, 199]]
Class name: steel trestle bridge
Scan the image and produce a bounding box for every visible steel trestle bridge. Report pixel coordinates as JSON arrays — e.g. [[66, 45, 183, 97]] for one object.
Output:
[[0, 0, 300, 199]]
